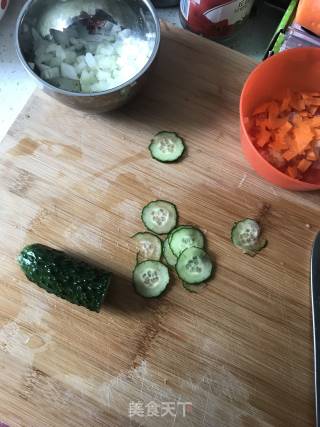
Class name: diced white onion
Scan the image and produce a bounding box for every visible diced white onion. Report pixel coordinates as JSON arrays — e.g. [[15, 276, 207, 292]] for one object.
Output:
[[61, 63, 78, 80], [41, 66, 60, 81], [32, 22, 155, 93], [85, 52, 96, 68]]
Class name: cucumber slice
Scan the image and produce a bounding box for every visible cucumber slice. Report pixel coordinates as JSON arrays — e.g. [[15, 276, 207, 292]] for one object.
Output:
[[149, 131, 185, 163], [183, 282, 208, 293], [163, 238, 177, 267], [132, 232, 162, 262], [167, 225, 191, 246], [231, 218, 267, 256], [168, 225, 192, 240], [133, 260, 170, 298], [142, 200, 177, 235], [169, 226, 205, 257], [176, 247, 213, 284]]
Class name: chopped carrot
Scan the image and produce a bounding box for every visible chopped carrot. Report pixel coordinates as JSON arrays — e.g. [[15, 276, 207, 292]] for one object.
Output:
[[256, 127, 271, 147], [280, 91, 291, 112], [293, 123, 314, 152], [308, 116, 320, 128], [280, 98, 290, 113], [308, 105, 318, 115], [266, 101, 288, 129], [272, 133, 289, 152], [297, 159, 312, 173], [283, 148, 298, 162], [255, 118, 269, 128], [268, 116, 288, 130], [252, 101, 272, 116], [278, 121, 293, 135], [290, 93, 305, 111], [314, 141, 320, 153], [305, 97, 320, 107], [268, 101, 280, 118], [271, 122, 293, 152], [287, 165, 298, 178], [250, 89, 320, 182], [306, 149, 318, 161], [289, 112, 302, 126], [302, 92, 320, 98]]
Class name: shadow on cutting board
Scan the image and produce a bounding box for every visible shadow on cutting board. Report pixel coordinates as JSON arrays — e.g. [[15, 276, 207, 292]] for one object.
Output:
[[103, 274, 172, 315], [103, 275, 172, 365], [103, 23, 243, 132]]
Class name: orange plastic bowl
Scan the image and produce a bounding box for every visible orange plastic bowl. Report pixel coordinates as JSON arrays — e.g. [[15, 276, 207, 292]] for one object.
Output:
[[240, 47, 320, 191]]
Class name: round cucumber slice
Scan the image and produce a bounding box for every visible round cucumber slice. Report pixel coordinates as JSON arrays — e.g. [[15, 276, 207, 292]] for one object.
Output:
[[133, 260, 170, 298], [169, 226, 205, 257], [142, 200, 177, 235], [168, 225, 192, 241], [167, 225, 192, 247], [149, 131, 185, 163], [163, 238, 177, 267], [231, 218, 267, 256], [176, 247, 213, 284], [132, 232, 162, 262]]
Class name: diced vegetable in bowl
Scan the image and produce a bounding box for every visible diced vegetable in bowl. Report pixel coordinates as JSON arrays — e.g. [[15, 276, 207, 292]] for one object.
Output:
[[31, 22, 156, 93], [240, 47, 320, 190], [246, 90, 320, 183], [17, 0, 160, 111]]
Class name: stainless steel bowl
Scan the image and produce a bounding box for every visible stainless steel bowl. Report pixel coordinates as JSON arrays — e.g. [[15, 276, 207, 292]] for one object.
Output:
[[16, 0, 160, 112]]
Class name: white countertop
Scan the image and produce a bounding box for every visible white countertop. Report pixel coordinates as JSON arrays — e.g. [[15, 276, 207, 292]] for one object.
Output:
[[0, 0, 36, 142]]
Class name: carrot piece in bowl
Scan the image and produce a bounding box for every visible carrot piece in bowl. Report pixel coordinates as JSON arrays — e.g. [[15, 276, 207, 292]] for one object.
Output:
[[249, 89, 320, 182], [297, 159, 312, 173], [306, 149, 318, 161], [287, 165, 298, 178]]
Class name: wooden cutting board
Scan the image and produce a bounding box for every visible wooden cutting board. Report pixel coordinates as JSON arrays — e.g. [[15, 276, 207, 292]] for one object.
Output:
[[0, 23, 319, 427]]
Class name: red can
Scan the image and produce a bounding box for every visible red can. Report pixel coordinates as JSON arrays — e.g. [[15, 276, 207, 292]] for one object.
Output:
[[180, 0, 255, 39]]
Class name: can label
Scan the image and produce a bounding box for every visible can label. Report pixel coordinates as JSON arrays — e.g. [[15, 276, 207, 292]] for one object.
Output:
[[204, 0, 254, 25], [181, 0, 254, 38]]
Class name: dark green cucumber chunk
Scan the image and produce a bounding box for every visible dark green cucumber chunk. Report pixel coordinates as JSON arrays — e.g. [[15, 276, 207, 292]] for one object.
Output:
[[231, 218, 267, 256], [149, 131, 185, 163], [17, 244, 111, 312]]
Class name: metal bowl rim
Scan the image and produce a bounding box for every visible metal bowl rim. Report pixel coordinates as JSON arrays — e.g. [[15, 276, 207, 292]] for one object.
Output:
[[15, 0, 160, 97]]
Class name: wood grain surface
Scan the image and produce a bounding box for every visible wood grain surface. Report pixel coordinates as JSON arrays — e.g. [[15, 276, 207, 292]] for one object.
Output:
[[0, 23, 319, 427]]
